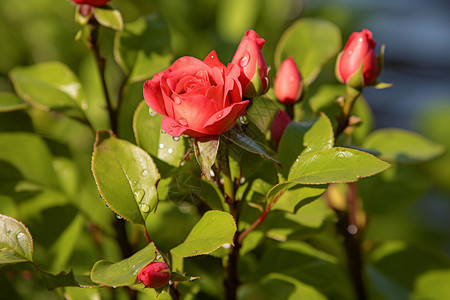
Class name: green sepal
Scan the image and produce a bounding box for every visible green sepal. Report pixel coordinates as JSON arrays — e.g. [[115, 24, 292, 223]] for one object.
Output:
[[243, 58, 263, 99], [74, 5, 92, 26], [334, 51, 344, 83], [345, 61, 365, 91]]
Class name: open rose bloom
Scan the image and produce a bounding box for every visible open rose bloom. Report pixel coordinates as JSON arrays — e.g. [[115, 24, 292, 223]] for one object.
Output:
[[144, 51, 248, 137]]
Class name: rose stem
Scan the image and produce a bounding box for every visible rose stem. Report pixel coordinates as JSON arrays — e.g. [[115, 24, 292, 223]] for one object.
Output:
[[220, 145, 241, 300], [334, 183, 367, 300], [88, 20, 117, 133], [88, 18, 136, 300]]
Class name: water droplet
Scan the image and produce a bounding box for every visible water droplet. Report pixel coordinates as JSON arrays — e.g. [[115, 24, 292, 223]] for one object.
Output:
[[178, 118, 188, 126], [148, 107, 157, 116], [142, 170, 149, 176], [209, 169, 215, 177], [16, 232, 25, 239], [174, 97, 182, 105], [171, 123, 179, 128], [81, 102, 88, 110], [239, 115, 248, 124], [172, 136, 181, 142], [168, 148, 173, 154], [112, 286, 117, 289], [140, 203, 150, 213], [115, 214, 123, 220], [210, 53, 215, 59], [347, 224, 358, 235], [222, 243, 231, 249], [216, 113, 223, 119], [159, 143, 164, 149], [160, 130, 166, 134], [134, 189, 145, 203], [239, 177, 246, 184], [239, 52, 250, 67]]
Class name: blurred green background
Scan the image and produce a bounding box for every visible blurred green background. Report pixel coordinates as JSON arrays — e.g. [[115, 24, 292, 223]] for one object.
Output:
[[1, 0, 450, 299]]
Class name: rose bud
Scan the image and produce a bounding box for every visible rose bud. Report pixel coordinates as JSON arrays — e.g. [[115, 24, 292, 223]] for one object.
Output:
[[270, 109, 292, 148], [138, 262, 171, 289], [274, 57, 303, 104], [336, 29, 379, 88], [144, 50, 248, 138], [72, 0, 110, 6], [231, 30, 269, 98]]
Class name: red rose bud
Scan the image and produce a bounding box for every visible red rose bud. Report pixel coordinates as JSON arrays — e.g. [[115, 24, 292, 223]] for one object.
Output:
[[138, 262, 171, 289], [232, 30, 269, 98], [274, 57, 303, 104], [270, 109, 292, 148], [336, 29, 379, 88], [72, 0, 110, 6]]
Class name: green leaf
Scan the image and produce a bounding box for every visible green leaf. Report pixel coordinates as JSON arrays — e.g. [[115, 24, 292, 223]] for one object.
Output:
[[277, 121, 312, 180], [93, 7, 123, 31], [275, 18, 341, 85], [114, 14, 172, 83], [91, 130, 160, 224], [247, 96, 281, 133], [367, 241, 450, 300], [259, 273, 327, 300], [224, 127, 280, 165], [267, 147, 390, 207], [0, 92, 28, 112], [413, 269, 450, 300], [193, 135, 219, 181], [40, 270, 99, 289], [133, 101, 186, 175], [271, 185, 326, 214], [170, 272, 200, 282], [302, 113, 334, 155], [91, 242, 157, 286], [0, 214, 33, 264], [363, 128, 445, 164], [288, 147, 390, 183], [0, 132, 59, 188], [358, 164, 430, 214], [9, 62, 87, 119], [171, 211, 237, 257]]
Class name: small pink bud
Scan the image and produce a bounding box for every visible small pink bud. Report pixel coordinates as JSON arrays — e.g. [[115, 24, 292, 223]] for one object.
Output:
[[232, 30, 269, 98], [270, 109, 292, 148], [138, 262, 171, 289], [336, 29, 379, 87], [274, 57, 303, 104]]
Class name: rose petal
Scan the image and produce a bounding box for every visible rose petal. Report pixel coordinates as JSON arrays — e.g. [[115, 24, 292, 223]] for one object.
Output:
[[143, 76, 166, 115], [161, 116, 188, 137], [202, 101, 248, 134], [203, 50, 226, 71]]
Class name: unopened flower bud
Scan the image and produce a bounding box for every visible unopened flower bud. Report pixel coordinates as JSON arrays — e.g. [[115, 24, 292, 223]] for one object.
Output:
[[274, 57, 303, 104], [138, 262, 171, 289], [336, 29, 379, 88], [270, 109, 292, 148], [232, 30, 269, 98]]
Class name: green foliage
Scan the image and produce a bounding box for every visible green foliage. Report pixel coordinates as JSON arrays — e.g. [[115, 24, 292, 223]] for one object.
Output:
[[171, 211, 236, 257], [0, 1, 448, 299], [92, 130, 160, 224]]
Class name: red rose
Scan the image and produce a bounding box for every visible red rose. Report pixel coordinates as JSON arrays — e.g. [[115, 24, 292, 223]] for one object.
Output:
[[144, 51, 248, 137], [274, 57, 303, 104], [336, 29, 379, 86], [231, 30, 269, 98], [72, 0, 110, 6], [270, 109, 291, 148], [138, 262, 171, 289]]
